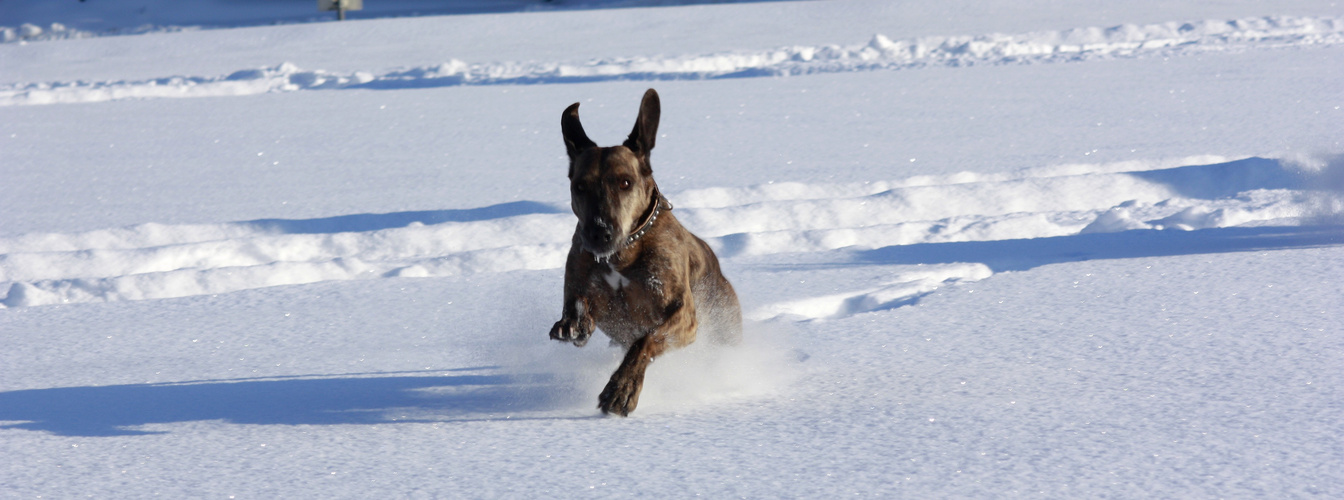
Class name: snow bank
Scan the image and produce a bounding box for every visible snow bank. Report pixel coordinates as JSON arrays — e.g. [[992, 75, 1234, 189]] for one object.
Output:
[[3, 15, 1341, 106], [1, 156, 1328, 309], [748, 263, 993, 321]]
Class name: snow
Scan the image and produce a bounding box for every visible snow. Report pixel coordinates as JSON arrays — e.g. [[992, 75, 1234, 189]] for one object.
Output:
[[6, 14, 1344, 106], [0, 156, 1329, 308], [3, 0, 1344, 497]]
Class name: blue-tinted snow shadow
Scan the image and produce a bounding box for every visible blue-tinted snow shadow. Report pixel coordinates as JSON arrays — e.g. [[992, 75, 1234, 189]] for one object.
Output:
[[857, 225, 1344, 273], [220, 0, 805, 20], [1129, 156, 1299, 198], [326, 0, 807, 19], [51, 0, 811, 33], [0, 369, 591, 437], [244, 200, 565, 234]]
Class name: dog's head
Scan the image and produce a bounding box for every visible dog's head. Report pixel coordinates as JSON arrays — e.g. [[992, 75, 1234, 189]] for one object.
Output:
[[561, 88, 662, 258]]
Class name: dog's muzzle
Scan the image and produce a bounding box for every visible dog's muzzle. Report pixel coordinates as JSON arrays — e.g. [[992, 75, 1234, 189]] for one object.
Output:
[[580, 219, 617, 255], [577, 188, 670, 260]]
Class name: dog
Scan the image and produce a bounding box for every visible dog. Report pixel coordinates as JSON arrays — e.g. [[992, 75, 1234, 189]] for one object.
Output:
[[549, 89, 742, 417]]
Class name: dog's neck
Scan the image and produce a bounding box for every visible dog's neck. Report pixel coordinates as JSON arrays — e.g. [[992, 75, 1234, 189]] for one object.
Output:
[[598, 186, 672, 264], [626, 185, 672, 247]]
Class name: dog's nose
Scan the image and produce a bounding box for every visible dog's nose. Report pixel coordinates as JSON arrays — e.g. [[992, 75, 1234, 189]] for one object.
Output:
[[585, 223, 614, 245]]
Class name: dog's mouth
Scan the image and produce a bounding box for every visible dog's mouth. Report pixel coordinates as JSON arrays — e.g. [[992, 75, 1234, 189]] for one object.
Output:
[[579, 220, 624, 260], [584, 244, 618, 262]]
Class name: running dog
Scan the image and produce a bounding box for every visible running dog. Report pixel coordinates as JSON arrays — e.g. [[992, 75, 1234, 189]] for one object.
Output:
[[549, 89, 742, 416]]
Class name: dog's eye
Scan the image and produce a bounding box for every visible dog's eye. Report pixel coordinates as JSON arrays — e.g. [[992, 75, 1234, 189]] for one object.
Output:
[[618, 179, 632, 190]]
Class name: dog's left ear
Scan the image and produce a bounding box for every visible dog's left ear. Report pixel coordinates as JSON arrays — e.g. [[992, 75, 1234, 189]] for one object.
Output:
[[623, 89, 660, 164]]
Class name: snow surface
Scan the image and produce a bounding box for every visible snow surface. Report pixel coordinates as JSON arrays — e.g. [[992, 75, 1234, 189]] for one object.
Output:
[[6, 14, 1344, 107], [3, 0, 1344, 497]]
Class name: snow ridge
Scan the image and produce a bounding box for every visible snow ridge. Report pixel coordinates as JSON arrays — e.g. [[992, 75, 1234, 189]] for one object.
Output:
[[3, 15, 1341, 106], [2, 156, 1335, 312], [1, 22, 195, 44]]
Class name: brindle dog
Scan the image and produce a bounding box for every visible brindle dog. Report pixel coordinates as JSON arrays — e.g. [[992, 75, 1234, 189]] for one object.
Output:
[[549, 89, 742, 417]]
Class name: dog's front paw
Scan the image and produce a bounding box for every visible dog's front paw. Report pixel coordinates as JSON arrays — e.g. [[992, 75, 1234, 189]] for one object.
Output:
[[598, 370, 643, 417], [549, 316, 593, 347]]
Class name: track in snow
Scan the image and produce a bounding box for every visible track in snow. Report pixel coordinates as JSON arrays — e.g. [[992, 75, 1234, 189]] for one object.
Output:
[[4, 155, 1340, 313], [2, 15, 1342, 106]]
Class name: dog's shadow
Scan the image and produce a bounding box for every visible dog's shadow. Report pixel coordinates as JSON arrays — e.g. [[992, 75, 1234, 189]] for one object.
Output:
[[0, 368, 593, 437]]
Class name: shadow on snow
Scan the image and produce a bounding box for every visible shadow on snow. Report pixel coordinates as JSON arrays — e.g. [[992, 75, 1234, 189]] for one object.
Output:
[[859, 224, 1344, 273], [40, 0, 805, 33], [0, 368, 591, 437], [1129, 156, 1299, 199], [244, 200, 565, 235]]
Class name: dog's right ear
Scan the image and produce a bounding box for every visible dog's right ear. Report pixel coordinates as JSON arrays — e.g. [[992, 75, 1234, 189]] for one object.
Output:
[[561, 103, 596, 164]]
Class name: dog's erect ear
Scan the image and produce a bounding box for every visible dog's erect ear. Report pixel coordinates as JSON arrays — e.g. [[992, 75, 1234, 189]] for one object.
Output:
[[562, 102, 596, 162], [623, 89, 660, 161]]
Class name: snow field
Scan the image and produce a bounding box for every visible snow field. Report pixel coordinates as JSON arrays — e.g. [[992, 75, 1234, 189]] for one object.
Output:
[[2, 155, 1335, 313], [8, 240, 1337, 497], [4, 15, 1342, 106], [4, 0, 1344, 497]]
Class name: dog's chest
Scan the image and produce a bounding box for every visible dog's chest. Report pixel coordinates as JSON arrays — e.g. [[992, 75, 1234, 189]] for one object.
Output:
[[586, 262, 663, 337], [593, 261, 664, 295], [601, 264, 631, 291]]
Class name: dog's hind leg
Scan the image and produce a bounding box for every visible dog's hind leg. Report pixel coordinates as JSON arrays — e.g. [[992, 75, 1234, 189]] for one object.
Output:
[[710, 281, 743, 346], [695, 276, 743, 346], [598, 296, 698, 416]]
